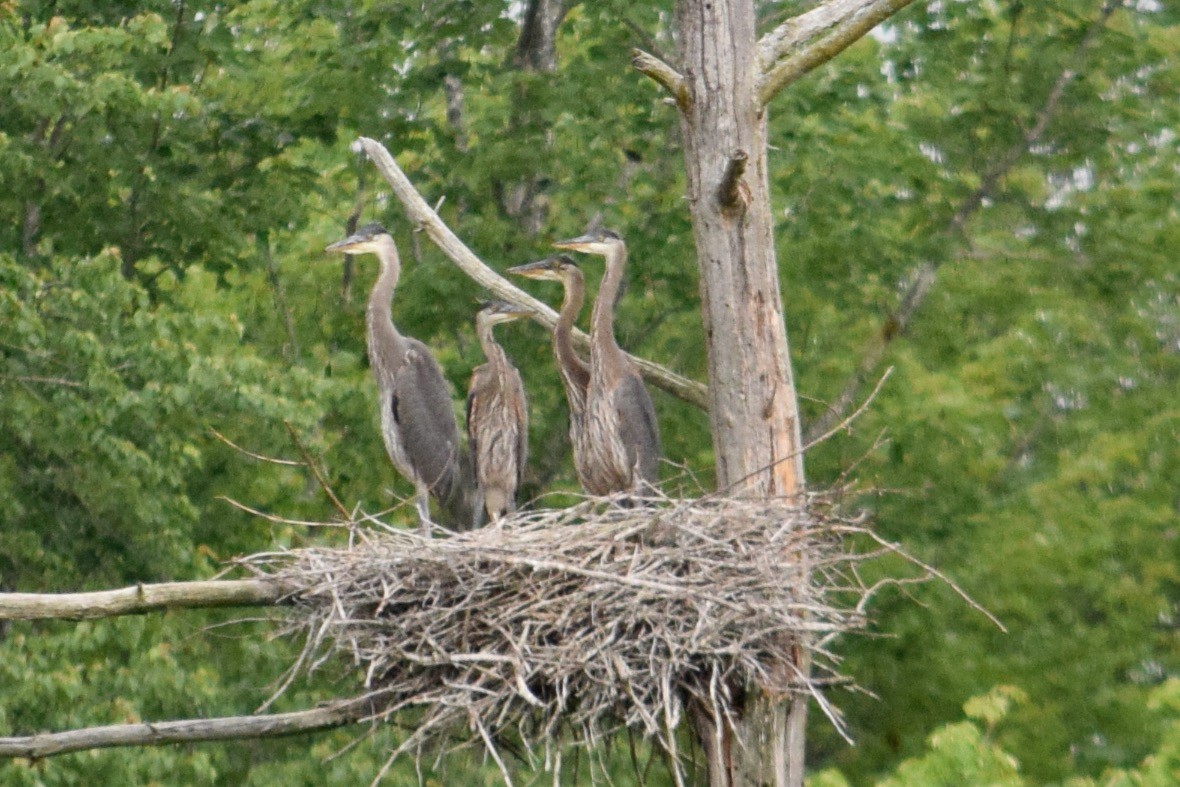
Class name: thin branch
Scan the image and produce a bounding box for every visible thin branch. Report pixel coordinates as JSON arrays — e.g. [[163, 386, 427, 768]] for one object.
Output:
[[0, 579, 290, 621], [631, 49, 689, 112], [828, 525, 1007, 633], [804, 0, 1120, 442], [353, 137, 709, 409], [801, 366, 892, 451], [0, 695, 379, 759], [1, 374, 84, 389], [758, 0, 916, 106], [209, 427, 303, 467], [284, 421, 352, 521], [804, 267, 932, 443], [220, 496, 372, 529], [948, 0, 1119, 234]]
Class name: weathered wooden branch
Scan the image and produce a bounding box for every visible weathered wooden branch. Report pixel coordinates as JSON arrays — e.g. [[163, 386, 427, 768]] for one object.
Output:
[[717, 149, 750, 215], [354, 136, 709, 409], [631, 48, 690, 111], [804, 0, 1121, 442], [0, 696, 376, 759], [757, 0, 916, 106], [758, 0, 901, 66], [0, 579, 290, 621]]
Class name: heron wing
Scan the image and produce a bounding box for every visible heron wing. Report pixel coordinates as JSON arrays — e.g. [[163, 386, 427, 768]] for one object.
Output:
[[465, 363, 491, 483], [466, 363, 528, 492], [615, 371, 661, 486], [392, 341, 462, 501], [507, 365, 529, 490]]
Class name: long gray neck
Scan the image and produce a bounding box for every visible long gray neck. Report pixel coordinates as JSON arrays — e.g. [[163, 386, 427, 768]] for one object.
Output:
[[590, 242, 627, 363], [476, 314, 509, 376], [365, 235, 407, 376], [556, 269, 589, 381]]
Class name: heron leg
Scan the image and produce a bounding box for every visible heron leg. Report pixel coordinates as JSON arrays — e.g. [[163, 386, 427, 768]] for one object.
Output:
[[415, 486, 433, 538]]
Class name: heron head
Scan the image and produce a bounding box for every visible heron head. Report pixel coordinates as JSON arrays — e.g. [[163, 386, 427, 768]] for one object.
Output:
[[506, 254, 579, 283], [552, 228, 622, 256], [477, 299, 533, 326], [325, 222, 391, 254]]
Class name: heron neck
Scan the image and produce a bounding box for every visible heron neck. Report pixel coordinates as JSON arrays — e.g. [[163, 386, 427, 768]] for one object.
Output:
[[590, 244, 626, 359], [556, 271, 588, 377], [366, 236, 406, 364], [476, 316, 508, 374]]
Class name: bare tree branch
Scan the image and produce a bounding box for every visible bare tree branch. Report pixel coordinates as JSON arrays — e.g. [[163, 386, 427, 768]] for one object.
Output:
[[283, 421, 352, 521], [354, 137, 709, 410], [758, 0, 904, 67], [804, 0, 1121, 443], [757, 0, 916, 106], [0, 579, 290, 621], [632, 48, 690, 112], [1, 374, 84, 389], [0, 696, 377, 759], [801, 366, 893, 452]]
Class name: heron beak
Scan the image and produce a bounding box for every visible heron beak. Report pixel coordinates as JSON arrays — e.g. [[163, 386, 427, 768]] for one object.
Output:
[[479, 300, 533, 323], [507, 259, 556, 278], [325, 238, 359, 253], [552, 233, 596, 252]]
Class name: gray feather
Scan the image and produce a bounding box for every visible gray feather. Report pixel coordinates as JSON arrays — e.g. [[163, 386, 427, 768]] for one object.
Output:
[[615, 372, 660, 487], [393, 342, 463, 504]]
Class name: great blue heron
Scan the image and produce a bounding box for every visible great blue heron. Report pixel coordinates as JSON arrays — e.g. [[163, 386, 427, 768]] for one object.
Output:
[[325, 222, 478, 532], [551, 228, 660, 495], [506, 255, 594, 489], [467, 300, 531, 522]]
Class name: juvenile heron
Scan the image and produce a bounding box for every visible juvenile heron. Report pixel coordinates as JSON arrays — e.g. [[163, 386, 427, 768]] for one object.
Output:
[[467, 300, 532, 523], [552, 228, 660, 495], [326, 222, 478, 532], [506, 255, 593, 489]]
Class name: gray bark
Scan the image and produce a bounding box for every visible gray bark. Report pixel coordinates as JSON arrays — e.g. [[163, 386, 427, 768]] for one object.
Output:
[[673, 1, 807, 783], [676, 0, 806, 501], [641, 3, 920, 780], [0, 580, 288, 621], [0, 696, 374, 758]]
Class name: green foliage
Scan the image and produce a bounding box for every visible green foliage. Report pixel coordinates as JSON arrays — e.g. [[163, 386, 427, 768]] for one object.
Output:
[[813, 682, 1180, 786], [1, 0, 1177, 783]]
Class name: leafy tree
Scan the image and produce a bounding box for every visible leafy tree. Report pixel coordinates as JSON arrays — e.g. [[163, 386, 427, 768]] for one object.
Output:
[[1, 0, 1178, 783], [810, 680, 1180, 786]]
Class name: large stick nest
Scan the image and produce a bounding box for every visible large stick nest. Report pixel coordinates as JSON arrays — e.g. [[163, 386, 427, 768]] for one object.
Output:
[[247, 491, 876, 781]]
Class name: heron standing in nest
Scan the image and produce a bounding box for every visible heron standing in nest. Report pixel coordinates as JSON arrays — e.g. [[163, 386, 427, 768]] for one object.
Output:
[[551, 228, 660, 495], [326, 222, 478, 532], [466, 300, 532, 523], [507, 255, 593, 490]]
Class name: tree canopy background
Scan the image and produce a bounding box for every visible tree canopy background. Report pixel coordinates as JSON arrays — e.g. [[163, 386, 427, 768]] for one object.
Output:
[[1, 0, 1177, 783]]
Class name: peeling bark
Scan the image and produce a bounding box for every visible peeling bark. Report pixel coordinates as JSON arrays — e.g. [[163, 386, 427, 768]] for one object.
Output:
[[672, 0, 806, 783]]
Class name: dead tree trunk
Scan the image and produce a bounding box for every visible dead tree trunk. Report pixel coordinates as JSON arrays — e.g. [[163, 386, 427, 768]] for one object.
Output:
[[674, 2, 807, 783], [635, 0, 917, 783], [497, 0, 571, 234], [675, 0, 806, 500]]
